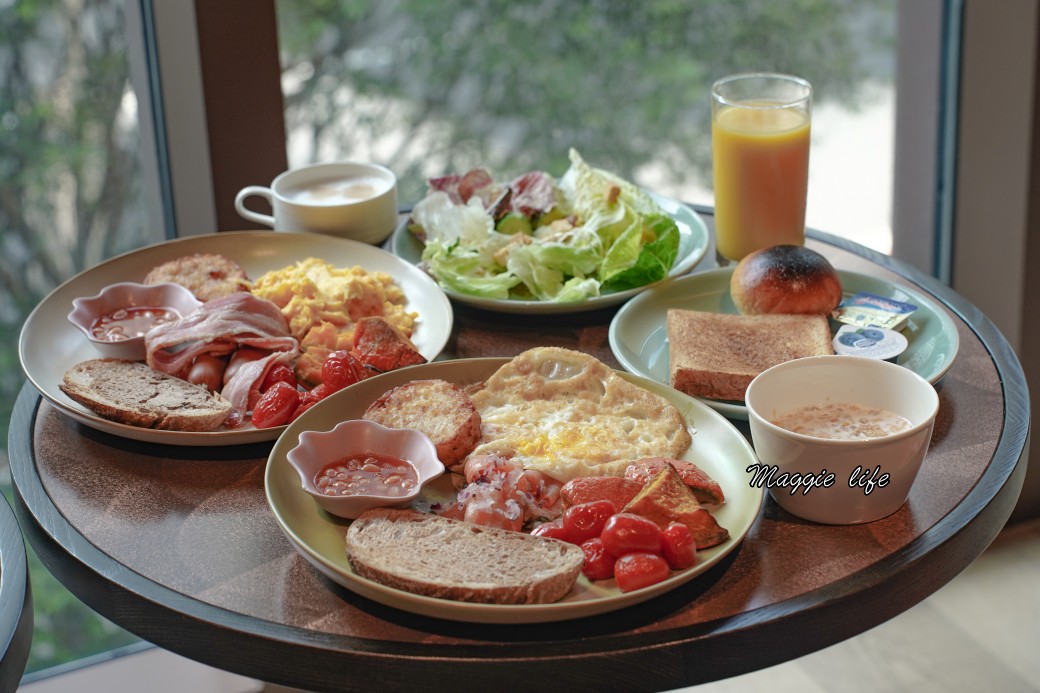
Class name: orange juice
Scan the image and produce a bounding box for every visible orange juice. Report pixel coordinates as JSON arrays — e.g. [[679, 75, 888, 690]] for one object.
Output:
[[712, 103, 810, 261]]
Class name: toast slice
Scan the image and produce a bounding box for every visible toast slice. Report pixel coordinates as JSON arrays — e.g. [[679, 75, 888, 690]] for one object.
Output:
[[60, 358, 232, 431], [666, 309, 833, 401], [362, 379, 481, 470], [345, 508, 584, 604]]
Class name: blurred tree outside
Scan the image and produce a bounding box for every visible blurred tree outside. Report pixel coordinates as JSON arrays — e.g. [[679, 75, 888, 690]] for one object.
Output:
[[1, 0, 894, 679]]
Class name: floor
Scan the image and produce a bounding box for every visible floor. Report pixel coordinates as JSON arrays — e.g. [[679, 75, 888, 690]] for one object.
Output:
[[18, 518, 1040, 692]]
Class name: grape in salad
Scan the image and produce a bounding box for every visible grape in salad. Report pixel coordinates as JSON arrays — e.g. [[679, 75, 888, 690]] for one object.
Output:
[[407, 148, 680, 302]]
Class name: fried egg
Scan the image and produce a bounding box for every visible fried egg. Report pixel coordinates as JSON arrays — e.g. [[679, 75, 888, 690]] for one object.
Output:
[[468, 347, 692, 481]]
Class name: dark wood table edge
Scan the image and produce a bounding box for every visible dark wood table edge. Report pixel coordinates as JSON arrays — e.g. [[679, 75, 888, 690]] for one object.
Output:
[[0, 489, 33, 693], [7, 230, 1031, 692]]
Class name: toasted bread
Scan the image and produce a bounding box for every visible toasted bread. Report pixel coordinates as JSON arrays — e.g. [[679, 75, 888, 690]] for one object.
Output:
[[345, 508, 584, 604], [666, 309, 833, 401], [622, 463, 729, 549], [362, 379, 481, 469], [60, 358, 232, 431]]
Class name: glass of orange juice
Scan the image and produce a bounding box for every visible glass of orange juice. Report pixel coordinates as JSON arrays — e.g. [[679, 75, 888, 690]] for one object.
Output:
[[711, 73, 812, 263]]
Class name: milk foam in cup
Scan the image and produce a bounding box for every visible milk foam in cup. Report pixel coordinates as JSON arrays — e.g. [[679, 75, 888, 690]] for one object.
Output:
[[235, 162, 398, 244]]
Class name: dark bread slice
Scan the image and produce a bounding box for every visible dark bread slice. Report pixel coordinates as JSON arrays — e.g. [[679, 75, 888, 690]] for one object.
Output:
[[60, 358, 232, 431], [666, 309, 834, 401], [345, 508, 584, 604], [362, 379, 480, 470]]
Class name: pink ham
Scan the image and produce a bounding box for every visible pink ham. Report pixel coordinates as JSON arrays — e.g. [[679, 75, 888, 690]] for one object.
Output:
[[145, 292, 298, 416]]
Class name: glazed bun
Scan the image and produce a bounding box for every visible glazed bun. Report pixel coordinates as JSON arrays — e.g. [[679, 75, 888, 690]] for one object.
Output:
[[730, 245, 842, 315]]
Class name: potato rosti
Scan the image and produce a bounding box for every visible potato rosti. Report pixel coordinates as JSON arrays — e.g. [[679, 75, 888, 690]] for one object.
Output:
[[144, 253, 251, 302]]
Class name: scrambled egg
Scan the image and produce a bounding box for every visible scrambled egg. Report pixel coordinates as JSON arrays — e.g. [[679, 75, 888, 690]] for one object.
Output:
[[252, 258, 417, 381]]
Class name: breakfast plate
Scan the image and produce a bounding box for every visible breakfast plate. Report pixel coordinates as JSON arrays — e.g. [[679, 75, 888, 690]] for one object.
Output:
[[390, 192, 710, 314], [19, 231, 453, 446], [265, 357, 763, 624], [609, 268, 961, 420]]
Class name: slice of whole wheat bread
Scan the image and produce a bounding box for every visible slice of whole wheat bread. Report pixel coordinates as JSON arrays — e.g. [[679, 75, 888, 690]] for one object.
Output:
[[345, 508, 584, 604], [667, 309, 834, 402], [60, 358, 232, 431]]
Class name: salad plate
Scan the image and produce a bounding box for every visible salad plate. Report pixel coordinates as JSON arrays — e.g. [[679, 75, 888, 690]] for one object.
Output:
[[265, 357, 763, 624], [609, 268, 961, 420], [392, 191, 709, 314], [19, 231, 453, 446]]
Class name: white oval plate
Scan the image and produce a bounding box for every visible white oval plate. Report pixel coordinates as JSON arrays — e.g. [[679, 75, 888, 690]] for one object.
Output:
[[609, 268, 960, 420], [19, 231, 453, 446], [391, 192, 709, 314], [265, 357, 763, 624]]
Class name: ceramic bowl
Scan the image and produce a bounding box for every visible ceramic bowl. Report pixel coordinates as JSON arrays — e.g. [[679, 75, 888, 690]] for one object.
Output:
[[286, 419, 445, 520], [745, 355, 939, 525], [68, 282, 202, 361]]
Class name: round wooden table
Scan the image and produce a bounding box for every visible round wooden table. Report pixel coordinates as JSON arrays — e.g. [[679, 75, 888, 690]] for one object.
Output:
[[0, 490, 33, 692], [8, 217, 1029, 692]]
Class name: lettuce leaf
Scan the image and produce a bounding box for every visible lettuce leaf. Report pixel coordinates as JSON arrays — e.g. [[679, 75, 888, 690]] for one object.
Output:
[[600, 214, 680, 293]]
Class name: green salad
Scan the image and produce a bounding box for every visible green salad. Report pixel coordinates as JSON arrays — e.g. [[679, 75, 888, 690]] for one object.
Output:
[[408, 149, 680, 303]]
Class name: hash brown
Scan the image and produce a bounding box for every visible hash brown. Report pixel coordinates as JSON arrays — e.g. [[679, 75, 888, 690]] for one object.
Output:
[[144, 253, 251, 302]]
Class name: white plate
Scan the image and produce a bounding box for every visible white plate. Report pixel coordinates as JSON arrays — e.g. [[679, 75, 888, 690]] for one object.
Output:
[[609, 268, 961, 420], [265, 358, 763, 624], [391, 192, 709, 314], [19, 231, 453, 446]]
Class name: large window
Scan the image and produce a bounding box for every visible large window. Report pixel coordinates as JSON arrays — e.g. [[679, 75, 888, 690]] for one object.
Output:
[[275, 0, 896, 252]]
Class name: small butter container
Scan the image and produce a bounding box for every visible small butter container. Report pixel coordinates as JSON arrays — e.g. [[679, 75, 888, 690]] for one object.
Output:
[[832, 324, 908, 362], [832, 291, 918, 331]]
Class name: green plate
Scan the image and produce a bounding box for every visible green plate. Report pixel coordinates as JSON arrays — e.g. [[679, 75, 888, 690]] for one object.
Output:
[[608, 268, 960, 420], [265, 357, 763, 624], [391, 192, 709, 314]]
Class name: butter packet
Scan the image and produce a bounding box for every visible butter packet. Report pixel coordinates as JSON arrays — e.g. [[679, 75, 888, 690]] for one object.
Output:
[[832, 291, 918, 331]]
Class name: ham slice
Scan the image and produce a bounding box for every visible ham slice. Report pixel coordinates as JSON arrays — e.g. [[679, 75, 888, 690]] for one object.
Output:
[[145, 292, 298, 415]]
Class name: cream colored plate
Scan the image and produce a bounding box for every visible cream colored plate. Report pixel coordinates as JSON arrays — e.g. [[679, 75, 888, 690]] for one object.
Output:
[[19, 231, 453, 446], [265, 357, 763, 624]]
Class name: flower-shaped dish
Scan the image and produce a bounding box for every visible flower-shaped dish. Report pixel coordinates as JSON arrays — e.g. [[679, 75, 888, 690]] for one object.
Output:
[[67, 282, 202, 361], [287, 419, 445, 520]]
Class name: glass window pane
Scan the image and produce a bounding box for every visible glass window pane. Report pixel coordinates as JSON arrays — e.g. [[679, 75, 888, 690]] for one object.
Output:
[[275, 0, 895, 253], [2, 0, 162, 677]]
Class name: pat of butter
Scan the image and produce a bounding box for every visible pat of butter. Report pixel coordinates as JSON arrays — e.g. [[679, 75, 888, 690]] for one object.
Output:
[[832, 324, 908, 361], [832, 291, 918, 331]]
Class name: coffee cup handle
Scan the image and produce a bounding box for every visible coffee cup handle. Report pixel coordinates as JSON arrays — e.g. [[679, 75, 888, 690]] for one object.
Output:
[[234, 186, 276, 227]]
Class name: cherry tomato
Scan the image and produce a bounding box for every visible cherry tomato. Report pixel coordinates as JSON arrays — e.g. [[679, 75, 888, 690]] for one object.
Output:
[[660, 522, 698, 570], [261, 363, 296, 392], [580, 537, 615, 581], [530, 519, 570, 542], [288, 384, 331, 423], [599, 513, 663, 557], [562, 500, 616, 544], [322, 350, 366, 392], [251, 381, 300, 428], [614, 552, 671, 593]]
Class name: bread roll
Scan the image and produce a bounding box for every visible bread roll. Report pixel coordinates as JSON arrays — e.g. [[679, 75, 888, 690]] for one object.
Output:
[[730, 245, 842, 315]]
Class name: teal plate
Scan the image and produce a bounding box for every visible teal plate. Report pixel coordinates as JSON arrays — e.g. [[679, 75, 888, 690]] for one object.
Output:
[[391, 192, 709, 314], [608, 268, 960, 420]]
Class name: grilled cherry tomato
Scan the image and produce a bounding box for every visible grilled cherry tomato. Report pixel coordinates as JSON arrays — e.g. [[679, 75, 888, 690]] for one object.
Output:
[[322, 350, 366, 392], [562, 500, 617, 544], [613, 552, 671, 593], [660, 522, 698, 570], [251, 381, 300, 428], [530, 519, 569, 542], [580, 537, 615, 581], [261, 363, 296, 392], [599, 513, 663, 557], [288, 383, 331, 423]]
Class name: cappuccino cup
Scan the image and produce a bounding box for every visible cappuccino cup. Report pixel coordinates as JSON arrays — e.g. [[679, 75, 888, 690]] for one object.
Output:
[[234, 161, 398, 244]]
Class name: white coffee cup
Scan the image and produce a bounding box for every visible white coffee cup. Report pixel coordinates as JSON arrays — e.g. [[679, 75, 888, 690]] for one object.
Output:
[[234, 161, 398, 244]]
